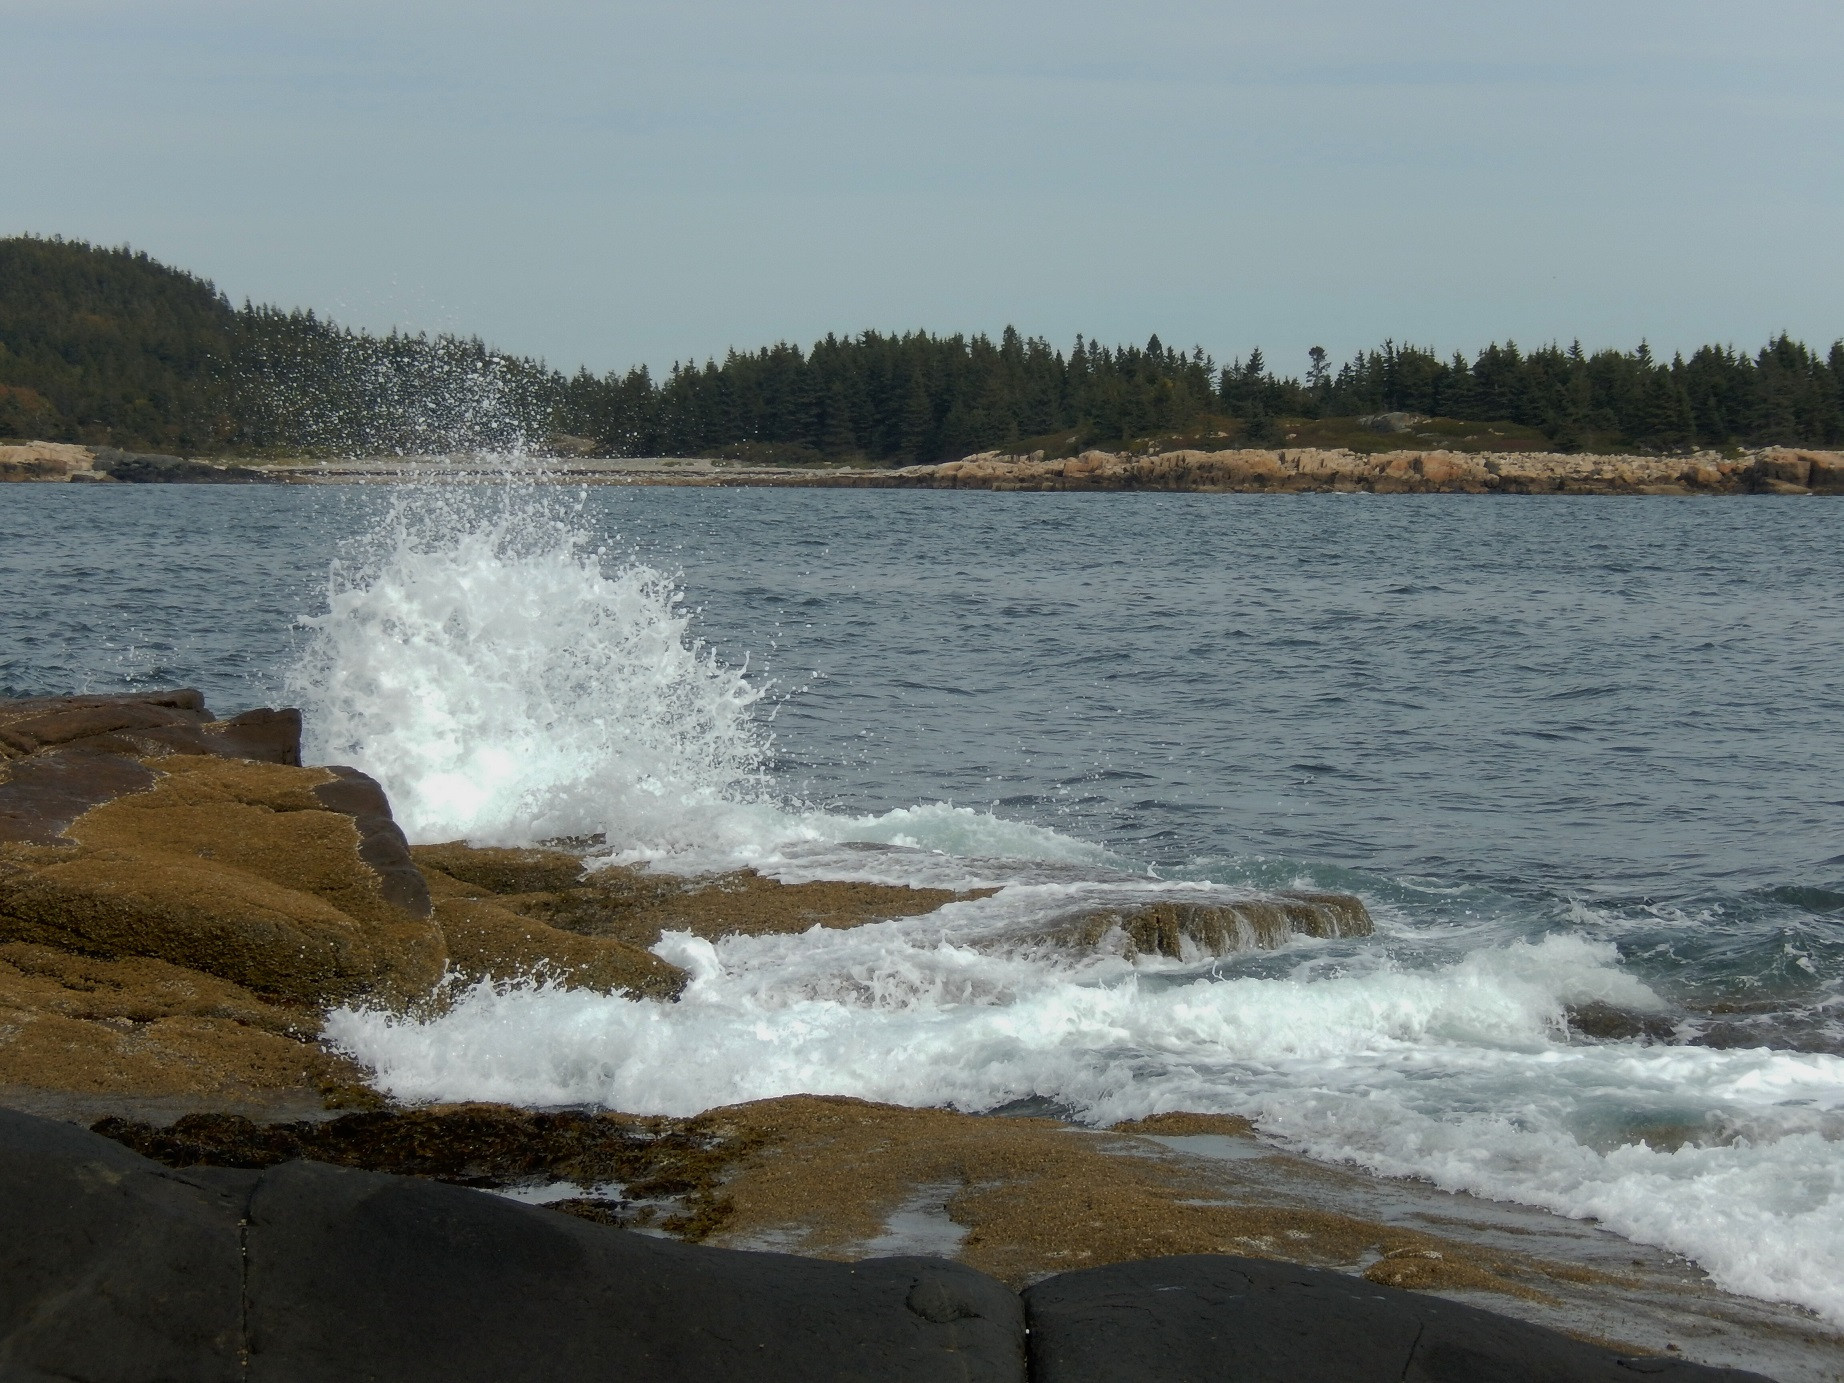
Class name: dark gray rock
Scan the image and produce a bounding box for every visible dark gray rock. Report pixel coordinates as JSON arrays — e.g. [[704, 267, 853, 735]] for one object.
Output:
[[0, 1109, 1779, 1383], [311, 766, 430, 917], [242, 1158, 1024, 1382], [91, 449, 265, 484], [0, 1108, 248, 1382], [1021, 1255, 1773, 1383], [0, 1109, 1026, 1383], [0, 689, 301, 768]]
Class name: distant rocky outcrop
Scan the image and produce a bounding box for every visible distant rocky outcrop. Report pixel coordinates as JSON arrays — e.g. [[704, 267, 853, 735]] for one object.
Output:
[[10, 437, 1844, 493], [0, 443, 266, 483], [599, 444, 1844, 496], [801, 445, 1844, 495], [0, 441, 95, 481], [91, 447, 267, 483]]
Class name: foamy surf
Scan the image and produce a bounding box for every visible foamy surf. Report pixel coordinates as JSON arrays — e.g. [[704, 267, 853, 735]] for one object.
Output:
[[326, 933, 1844, 1324], [296, 482, 1844, 1331]]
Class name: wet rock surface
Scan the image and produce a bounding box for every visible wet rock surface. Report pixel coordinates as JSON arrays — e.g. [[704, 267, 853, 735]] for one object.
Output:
[[414, 840, 994, 952], [84, 1095, 1613, 1301], [2, 1107, 1028, 1383], [1035, 890, 1372, 960], [1023, 1255, 1769, 1382], [4, 1107, 1777, 1383], [95, 1102, 758, 1237]]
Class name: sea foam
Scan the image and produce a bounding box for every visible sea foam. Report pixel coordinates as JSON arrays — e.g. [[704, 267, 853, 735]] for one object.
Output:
[[326, 931, 1844, 1325]]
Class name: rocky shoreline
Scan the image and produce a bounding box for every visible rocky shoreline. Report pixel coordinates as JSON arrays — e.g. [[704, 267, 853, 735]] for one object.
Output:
[[2, 689, 1837, 1379], [10, 1105, 1780, 1382], [6, 438, 1843, 494]]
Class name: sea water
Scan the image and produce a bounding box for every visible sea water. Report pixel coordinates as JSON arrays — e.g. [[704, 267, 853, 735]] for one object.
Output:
[[3, 480, 1841, 1326]]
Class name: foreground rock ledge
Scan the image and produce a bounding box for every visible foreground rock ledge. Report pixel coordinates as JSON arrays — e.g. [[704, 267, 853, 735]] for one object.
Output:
[[0, 1108, 1767, 1383]]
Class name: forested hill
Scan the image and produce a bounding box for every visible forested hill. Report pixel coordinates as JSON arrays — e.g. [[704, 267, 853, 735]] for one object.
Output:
[[3, 234, 1841, 458], [0, 238, 234, 451]]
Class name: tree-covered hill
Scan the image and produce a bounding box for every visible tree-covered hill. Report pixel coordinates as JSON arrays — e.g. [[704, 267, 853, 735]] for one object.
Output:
[[2, 235, 1840, 457], [0, 237, 236, 450]]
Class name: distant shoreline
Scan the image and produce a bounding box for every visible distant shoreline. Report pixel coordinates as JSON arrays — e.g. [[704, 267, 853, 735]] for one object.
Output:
[[4, 440, 1841, 495]]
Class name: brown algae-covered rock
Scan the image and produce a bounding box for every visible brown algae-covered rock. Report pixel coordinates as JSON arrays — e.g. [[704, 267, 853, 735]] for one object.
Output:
[[432, 896, 687, 1000], [0, 941, 365, 1101], [0, 756, 447, 1006], [411, 840, 590, 895], [0, 691, 442, 1105], [416, 842, 991, 952]]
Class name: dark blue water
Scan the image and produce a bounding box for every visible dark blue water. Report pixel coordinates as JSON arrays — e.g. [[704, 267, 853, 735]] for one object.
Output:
[[4, 484, 1842, 1049]]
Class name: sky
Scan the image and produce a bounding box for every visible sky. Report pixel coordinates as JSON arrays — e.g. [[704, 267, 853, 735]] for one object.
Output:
[[5, 0, 1842, 379]]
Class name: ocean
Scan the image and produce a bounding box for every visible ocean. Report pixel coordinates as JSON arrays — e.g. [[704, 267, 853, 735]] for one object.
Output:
[[4, 479, 1842, 1327]]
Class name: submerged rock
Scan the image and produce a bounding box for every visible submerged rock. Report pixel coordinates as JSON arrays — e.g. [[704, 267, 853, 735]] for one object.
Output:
[[1565, 1001, 1680, 1044], [411, 840, 590, 895], [1029, 891, 1372, 961], [430, 893, 687, 999], [415, 840, 992, 952]]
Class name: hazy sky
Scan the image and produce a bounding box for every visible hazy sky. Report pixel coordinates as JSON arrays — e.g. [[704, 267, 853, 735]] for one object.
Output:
[[6, 1, 1841, 378]]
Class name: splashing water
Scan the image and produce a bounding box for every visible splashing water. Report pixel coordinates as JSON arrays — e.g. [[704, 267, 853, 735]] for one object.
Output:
[[287, 483, 771, 850], [286, 481, 1116, 868]]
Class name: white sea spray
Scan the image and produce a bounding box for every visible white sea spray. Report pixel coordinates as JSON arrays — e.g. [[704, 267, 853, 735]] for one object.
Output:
[[287, 483, 771, 849]]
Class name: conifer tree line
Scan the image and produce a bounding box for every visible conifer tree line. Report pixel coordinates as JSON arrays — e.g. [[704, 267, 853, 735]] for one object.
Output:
[[4, 235, 1841, 457]]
